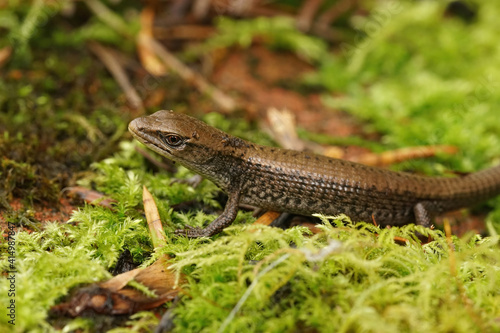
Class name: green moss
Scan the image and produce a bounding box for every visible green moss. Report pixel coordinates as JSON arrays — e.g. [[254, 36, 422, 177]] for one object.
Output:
[[305, 0, 500, 231], [186, 16, 329, 63], [3, 126, 500, 332], [166, 217, 500, 332], [2, 1, 500, 332], [0, 158, 152, 331], [312, 1, 500, 169]]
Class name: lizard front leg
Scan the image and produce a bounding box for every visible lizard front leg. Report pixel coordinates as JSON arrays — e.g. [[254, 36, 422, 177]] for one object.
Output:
[[175, 190, 241, 238]]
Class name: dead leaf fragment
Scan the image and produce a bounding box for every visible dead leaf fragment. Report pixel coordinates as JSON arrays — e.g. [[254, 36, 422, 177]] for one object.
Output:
[[51, 257, 183, 316], [64, 186, 115, 209], [143, 185, 167, 249], [253, 211, 281, 226]]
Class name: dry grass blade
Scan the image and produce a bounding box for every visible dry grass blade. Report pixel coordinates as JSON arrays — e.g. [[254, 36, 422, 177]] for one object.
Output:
[[143, 185, 167, 249], [138, 6, 168, 76], [64, 113, 106, 142], [99, 266, 143, 292], [51, 186, 180, 317]]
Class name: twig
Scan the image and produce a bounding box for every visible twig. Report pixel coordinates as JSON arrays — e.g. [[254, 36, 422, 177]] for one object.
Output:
[[147, 36, 238, 113], [143, 186, 167, 250], [347, 145, 458, 167], [88, 41, 144, 110], [315, 0, 357, 32], [296, 0, 324, 32]]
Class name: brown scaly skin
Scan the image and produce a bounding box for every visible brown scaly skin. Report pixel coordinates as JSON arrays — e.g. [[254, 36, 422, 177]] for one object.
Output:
[[129, 110, 500, 238]]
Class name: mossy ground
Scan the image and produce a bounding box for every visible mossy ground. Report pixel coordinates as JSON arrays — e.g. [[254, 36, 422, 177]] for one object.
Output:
[[1, 1, 500, 332]]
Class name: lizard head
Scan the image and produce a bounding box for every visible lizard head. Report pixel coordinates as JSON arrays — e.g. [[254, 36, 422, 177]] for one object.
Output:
[[128, 110, 240, 181]]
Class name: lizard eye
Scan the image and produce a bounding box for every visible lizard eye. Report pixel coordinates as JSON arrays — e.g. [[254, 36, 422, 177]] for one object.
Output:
[[166, 135, 182, 146], [158, 132, 184, 147]]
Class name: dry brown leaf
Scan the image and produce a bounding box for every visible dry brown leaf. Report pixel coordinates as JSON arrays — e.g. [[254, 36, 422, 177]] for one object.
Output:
[[146, 36, 237, 113], [51, 257, 183, 316]]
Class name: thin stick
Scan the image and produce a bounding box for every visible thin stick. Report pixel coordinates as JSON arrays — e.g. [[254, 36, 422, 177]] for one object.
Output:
[[147, 37, 238, 113], [347, 145, 458, 167]]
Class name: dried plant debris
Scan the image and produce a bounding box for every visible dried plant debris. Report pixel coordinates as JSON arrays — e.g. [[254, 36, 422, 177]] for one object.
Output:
[[51, 256, 182, 317]]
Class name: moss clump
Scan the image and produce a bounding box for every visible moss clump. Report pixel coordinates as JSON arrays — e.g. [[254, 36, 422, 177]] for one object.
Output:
[[168, 217, 500, 332]]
